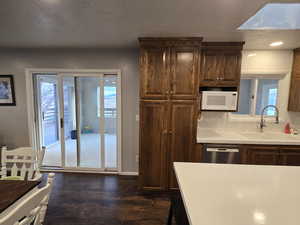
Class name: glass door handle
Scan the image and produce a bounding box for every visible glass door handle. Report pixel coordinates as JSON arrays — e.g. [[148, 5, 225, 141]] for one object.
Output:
[[60, 118, 64, 129]]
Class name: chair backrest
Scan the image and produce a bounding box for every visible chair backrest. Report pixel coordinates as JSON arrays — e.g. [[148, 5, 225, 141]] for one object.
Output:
[[0, 173, 55, 225], [1, 147, 41, 180]]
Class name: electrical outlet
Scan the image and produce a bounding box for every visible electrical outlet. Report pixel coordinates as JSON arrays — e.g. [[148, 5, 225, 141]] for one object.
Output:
[[136, 114, 139, 121]]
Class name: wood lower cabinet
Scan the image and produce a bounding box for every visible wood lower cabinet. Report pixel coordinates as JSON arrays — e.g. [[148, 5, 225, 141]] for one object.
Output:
[[198, 144, 300, 166], [168, 101, 197, 189], [288, 48, 300, 112], [139, 100, 168, 190], [280, 146, 300, 166], [246, 146, 280, 165]]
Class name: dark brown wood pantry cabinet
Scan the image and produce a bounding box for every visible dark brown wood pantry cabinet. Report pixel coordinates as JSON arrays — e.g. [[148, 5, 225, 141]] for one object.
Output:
[[138, 38, 244, 191], [288, 48, 300, 112], [139, 38, 201, 191]]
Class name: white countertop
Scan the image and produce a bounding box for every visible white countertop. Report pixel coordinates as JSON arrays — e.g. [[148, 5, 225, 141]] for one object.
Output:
[[174, 162, 300, 225], [197, 128, 300, 145]]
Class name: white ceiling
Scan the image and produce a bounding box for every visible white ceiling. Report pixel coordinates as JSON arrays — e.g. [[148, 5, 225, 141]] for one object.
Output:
[[0, 0, 299, 50]]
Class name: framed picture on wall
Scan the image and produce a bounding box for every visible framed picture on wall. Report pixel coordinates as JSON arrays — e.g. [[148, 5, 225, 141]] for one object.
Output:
[[0, 75, 16, 106]]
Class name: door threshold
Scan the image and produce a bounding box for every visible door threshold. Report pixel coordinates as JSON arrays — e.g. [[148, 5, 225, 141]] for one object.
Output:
[[41, 168, 119, 175]]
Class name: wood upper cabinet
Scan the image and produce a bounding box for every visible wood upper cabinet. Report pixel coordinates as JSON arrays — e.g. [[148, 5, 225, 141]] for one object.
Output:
[[200, 42, 244, 87], [168, 100, 197, 189], [279, 146, 300, 166], [200, 50, 224, 86], [288, 48, 300, 112], [170, 47, 200, 99], [139, 100, 168, 190], [140, 47, 170, 99], [222, 50, 242, 85], [246, 146, 280, 165]]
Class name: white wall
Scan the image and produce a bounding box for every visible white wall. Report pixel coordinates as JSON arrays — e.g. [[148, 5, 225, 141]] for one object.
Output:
[[0, 48, 139, 172], [200, 50, 300, 130]]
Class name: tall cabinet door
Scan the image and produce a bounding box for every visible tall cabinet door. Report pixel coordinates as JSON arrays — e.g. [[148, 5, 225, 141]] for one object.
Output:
[[168, 100, 197, 189], [170, 47, 199, 99], [288, 49, 300, 112], [140, 47, 170, 99], [139, 100, 168, 190]]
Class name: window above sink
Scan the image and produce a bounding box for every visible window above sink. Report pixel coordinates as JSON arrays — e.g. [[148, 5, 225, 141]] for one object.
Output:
[[231, 76, 282, 119]]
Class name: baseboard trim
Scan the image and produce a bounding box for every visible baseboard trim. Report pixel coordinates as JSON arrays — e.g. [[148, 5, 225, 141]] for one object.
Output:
[[40, 169, 118, 175], [40, 168, 138, 176], [119, 172, 139, 176]]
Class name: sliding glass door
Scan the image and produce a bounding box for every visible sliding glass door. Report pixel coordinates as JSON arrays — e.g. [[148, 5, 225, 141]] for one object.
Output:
[[104, 75, 117, 169], [34, 73, 119, 171], [36, 75, 62, 167], [62, 77, 78, 167], [76, 76, 102, 168]]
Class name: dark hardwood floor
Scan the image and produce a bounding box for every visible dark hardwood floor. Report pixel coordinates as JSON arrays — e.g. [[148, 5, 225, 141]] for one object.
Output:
[[44, 173, 171, 225]]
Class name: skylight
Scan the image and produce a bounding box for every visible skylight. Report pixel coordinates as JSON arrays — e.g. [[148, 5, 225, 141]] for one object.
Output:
[[238, 3, 300, 30]]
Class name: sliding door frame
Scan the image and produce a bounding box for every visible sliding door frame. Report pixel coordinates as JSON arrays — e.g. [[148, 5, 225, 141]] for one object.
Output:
[[25, 68, 122, 173]]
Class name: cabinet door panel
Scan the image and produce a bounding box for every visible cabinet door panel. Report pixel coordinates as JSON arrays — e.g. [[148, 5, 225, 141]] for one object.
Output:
[[171, 48, 199, 99], [168, 101, 197, 189], [288, 50, 300, 111], [247, 146, 279, 165], [139, 100, 168, 190], [288, 72, 300, 112], [200, 50, 222, 86], [140, 48, 169, 99], [280, 147, 300, 166], [222, 51, 241, 86]]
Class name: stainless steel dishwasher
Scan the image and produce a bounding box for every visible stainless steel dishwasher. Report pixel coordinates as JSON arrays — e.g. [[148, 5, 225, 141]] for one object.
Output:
[[202, 144, 241, 164]]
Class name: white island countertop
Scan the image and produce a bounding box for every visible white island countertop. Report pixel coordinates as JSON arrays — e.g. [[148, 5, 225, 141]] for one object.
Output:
[[197, 128, 300, 145], [174, 162, 300, 225]]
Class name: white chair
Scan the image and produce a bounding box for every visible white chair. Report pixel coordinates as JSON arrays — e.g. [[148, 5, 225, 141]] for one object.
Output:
[[0, 173, 55, 225], [1, 147, 42, 181]]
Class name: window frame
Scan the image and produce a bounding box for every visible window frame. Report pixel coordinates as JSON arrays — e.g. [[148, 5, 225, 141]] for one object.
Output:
[[97, 86, 100, 118], [231, 76, 280, 120]]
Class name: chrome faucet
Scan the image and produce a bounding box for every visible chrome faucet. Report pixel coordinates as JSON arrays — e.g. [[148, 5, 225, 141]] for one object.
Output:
[[260, 105, 279, 132]]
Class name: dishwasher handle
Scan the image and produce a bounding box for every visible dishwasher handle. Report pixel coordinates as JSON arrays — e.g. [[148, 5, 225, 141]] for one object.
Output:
[[206, 148, 239, 153]]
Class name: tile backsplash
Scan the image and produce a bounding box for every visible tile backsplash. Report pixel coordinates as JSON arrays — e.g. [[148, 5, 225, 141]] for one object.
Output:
[[198, 111, 300, 132]]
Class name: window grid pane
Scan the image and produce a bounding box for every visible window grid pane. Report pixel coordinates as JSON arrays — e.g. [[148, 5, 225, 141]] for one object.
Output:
[[233, 79, 252, 115], [255, 79, 279, 116]]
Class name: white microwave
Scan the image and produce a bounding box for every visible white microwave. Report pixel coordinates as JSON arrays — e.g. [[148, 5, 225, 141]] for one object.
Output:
[[201, 91, 238, 111]]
